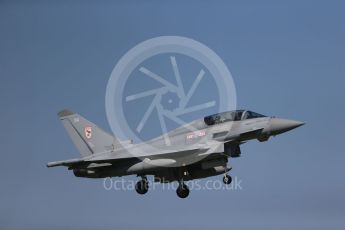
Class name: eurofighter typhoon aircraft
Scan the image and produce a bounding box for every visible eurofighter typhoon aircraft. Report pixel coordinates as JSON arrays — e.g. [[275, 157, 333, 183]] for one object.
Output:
[[47, 109, 304, 198]]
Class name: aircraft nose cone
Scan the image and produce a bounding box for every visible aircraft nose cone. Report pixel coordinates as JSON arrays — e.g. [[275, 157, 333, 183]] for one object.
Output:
[[269, 118, 304, 135]]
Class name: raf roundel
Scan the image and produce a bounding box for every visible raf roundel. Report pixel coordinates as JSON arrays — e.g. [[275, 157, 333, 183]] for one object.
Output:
[[84, 126, 92, 139]]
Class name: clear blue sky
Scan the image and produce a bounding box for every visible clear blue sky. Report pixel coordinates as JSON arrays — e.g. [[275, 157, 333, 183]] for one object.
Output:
[[1, 0, 344, 229]]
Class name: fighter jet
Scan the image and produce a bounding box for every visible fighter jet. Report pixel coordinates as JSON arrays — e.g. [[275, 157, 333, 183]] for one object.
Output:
[[47, 109, 304, 198]]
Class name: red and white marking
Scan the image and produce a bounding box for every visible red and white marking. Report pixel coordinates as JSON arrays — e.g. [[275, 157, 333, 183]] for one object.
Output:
[[186, 130, 206, 140], [84, 126, 92, 139]]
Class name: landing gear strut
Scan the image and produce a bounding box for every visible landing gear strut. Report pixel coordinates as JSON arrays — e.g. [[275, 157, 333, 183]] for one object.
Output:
[[223, 174, 232, 185], [176, 181, 190, 199], [135, 176, 149, 195]]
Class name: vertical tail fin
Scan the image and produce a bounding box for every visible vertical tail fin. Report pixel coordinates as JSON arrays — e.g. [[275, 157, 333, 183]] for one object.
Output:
[[58, 109, 117, 157]]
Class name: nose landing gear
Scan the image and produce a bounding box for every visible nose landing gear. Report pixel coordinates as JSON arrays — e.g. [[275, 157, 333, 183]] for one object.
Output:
[[222, 174, 232, 185]]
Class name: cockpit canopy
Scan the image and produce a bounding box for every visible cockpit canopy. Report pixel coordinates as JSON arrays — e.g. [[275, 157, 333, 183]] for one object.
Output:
[[204, 110, 266, 126]]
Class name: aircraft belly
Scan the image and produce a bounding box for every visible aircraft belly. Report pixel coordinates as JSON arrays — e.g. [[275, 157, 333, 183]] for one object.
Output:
[[127, 158, 177, 174]]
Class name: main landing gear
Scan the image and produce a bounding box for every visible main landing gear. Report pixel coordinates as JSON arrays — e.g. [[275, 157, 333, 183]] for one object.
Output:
[[176, 181, 190, 199], [135, 176, 149, 195], [134, 173, 231, 198]]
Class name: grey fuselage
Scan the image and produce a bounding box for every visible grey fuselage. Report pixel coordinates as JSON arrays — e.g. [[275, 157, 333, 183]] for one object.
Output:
[[71, 110, 303, 182]]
